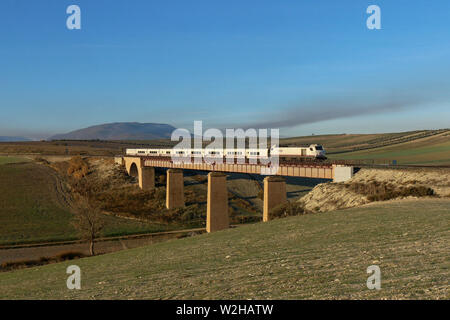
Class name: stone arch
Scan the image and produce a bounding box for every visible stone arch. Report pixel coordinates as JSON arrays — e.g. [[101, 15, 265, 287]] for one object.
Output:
[[123, 156, 155, 190], [129, 162, 139, 177], [124, 157, 142, 177]]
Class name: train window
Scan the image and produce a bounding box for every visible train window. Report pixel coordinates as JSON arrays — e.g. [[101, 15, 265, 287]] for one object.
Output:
[[316, 146, 323, 150], [310, 148, 313, 151]]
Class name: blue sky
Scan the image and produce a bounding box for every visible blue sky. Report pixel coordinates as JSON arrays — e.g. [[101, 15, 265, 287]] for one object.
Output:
[[1, 0, 449, 139]]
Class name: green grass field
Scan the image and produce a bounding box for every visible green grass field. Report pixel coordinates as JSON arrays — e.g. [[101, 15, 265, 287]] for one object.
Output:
[[281, 129, 450, 165], [0, 156, 30, 165], [0, 161, 182, 245], [1, 199, 448, 299], [327, 134, 450, 165]]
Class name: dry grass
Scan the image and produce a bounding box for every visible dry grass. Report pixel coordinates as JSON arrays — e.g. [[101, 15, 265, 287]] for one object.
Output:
[[64, 159, 269, 226], [299, 167, 450, 213], [346, 182, 435, 201], [269, 202, 306, 220], [0, 161, 182, 245], [1, 199, 448, 299], [67, 156, 90, 179]]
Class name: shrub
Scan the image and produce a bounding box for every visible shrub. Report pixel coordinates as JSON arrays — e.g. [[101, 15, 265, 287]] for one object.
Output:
[[55, 251, 86, 261], [232, 215, 262, 224], [346, 182, 435, 201], [0, 251, 86, 271], [67, 156, 89, 179], [1, 259, 40, 270], [34, 157, 50, 165], [257, 189, 264, 200], [154, 187, 166, 201], [269, 202, 306, 220], [193, 175, 207, 183]]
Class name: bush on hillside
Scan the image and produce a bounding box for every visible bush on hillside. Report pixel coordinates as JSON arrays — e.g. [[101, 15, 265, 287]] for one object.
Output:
[[346, 182, 435, 201], [67, 156, 89, 179], [269, 202, 306, 220]]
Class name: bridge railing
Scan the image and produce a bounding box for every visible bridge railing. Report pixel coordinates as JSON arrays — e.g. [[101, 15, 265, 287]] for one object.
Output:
[[140, 155, 333, 168]]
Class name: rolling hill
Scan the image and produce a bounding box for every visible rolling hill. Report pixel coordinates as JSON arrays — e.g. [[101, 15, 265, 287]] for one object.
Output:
[[0, 198, 448, 299], [325, 130, 450, 165], [283, 129, 450, 165], [2, 128, 449, 165], [0, 158, 176, 245], [49, 122, 176, 141]]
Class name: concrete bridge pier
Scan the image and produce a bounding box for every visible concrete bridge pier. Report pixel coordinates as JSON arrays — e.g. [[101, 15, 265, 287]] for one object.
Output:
[[207, 172, 229, 233], [263, 176, 287, 222], [139, 167, 155, 191], [166, 169, 184, 209]]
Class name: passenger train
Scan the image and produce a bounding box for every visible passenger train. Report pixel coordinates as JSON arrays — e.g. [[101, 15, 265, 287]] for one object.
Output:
[[126, 144, 326, 160]]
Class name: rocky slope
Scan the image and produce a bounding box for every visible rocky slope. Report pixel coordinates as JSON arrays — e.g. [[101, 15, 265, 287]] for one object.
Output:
[[298, 167, 450, 212]]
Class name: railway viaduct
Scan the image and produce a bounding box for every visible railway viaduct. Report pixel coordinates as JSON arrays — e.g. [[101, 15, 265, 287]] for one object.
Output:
[[118, 156, 354, 233]]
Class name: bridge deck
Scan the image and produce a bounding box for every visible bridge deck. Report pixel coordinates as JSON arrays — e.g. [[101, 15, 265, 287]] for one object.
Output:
[[139, 156, 334, 179]]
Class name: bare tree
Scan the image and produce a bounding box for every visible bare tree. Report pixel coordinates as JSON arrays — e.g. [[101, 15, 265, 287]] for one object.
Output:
[[72, 196, 105, 256]]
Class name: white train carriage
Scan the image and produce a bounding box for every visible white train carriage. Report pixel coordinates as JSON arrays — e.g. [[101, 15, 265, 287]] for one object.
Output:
[[246, 148, 269, 159], [126, 148, 149, 156], [160, 149, 172, 156], [224, 148, 246, 159], [190, 149, 204, 157], [204, 148, 224, 158], [172, 149, 188, 157]]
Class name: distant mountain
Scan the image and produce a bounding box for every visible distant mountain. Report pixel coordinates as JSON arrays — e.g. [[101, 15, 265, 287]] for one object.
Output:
[[49, 122, 177, 141], [0, 136, 31, 142]]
